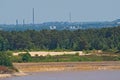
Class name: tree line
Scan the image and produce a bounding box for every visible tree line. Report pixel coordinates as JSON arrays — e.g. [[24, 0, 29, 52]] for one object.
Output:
[[0, 26, 120, 52]]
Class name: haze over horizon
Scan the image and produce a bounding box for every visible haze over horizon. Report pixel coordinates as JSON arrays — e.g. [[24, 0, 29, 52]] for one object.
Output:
[[0, 0, 120, 24]]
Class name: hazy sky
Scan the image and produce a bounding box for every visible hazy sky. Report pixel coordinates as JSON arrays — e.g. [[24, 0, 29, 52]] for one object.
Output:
[[0, 0, 120, 24]]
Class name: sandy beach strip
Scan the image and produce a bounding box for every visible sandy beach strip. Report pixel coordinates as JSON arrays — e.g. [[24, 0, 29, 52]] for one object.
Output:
[[13, 51, 86, 56], [13, 61, 120, 72], [0, 72, 27, 78]]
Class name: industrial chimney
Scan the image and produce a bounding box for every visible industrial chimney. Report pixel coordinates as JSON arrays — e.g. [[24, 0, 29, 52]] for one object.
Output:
[[33, 8, 34, 25]]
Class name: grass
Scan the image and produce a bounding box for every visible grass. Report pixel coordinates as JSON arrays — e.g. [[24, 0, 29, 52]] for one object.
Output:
[[11, 53, 120, 62]]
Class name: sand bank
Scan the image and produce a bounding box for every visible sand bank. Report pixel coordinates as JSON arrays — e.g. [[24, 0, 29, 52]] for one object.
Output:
[[13, 61, 120, 72], [13, 51, 87, 56], [0, 72, 27, 78]]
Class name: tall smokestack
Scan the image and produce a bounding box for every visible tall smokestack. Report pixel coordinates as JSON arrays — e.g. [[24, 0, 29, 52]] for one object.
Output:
[[69, 12, 71, 22], [16, 19, 18, 25], [23, 19, 25, 25], [33, 8, 34, 24]]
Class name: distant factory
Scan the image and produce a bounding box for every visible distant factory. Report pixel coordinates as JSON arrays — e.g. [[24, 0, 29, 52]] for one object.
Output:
[[0, 8, 120, 31]]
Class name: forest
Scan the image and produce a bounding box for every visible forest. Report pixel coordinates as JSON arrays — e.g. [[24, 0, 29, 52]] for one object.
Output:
[[0, 26, 120, 52]]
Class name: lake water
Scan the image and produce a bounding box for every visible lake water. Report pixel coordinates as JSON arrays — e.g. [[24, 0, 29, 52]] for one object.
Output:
[[1, 70, 120, 80]]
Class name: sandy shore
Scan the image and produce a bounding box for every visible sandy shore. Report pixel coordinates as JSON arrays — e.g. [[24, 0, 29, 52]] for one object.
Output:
[[13, 61, 120, 72], [13, 51, 88, 56], [0, 74, 12, 78], [1, 61, 120, 78], [0, 72, 27, 78]]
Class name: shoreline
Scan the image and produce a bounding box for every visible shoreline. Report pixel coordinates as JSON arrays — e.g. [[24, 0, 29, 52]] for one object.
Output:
[[14, 61, 120, 72], [0, 72, 27, 78], [1, 61, 120, 78]]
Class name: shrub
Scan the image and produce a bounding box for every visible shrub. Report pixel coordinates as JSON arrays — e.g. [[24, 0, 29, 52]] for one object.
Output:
[[0, 52, 13, 67], [19, 52, 31, 62]]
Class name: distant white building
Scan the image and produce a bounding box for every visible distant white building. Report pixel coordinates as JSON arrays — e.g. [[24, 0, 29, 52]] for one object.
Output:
[[50, 26, 56, 30], [117, 22, 120, 24], [70, 26, 79, 29]]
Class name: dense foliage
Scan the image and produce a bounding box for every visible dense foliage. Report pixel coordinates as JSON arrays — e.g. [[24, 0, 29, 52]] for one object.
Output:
[[0, 26, 120, 51], [19, 52, 32, 62], [0, 52, 13, 67]]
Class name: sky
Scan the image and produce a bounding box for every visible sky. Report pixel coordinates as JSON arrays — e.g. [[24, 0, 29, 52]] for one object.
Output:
[[0, 0, 120, 24]]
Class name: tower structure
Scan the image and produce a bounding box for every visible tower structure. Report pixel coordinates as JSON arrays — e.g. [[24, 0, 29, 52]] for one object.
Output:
[[33, 8, 34, 24], [16, 19, 18, 25], [23, 19, 25, 25], [69, 12, 71, 22]]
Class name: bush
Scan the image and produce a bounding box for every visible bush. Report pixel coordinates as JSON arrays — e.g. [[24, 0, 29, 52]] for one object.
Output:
[[0, 52, 13, 67], [19, 52, 31, 62]]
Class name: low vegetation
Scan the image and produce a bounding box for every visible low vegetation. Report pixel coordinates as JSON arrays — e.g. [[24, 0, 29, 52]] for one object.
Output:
[[0, 51, 120, 74], [11, 52, 120, 62], [0, 52, 17, 73], [0, 52, 13, 67]]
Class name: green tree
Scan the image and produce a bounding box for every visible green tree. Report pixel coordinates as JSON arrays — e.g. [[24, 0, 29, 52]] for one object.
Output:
[[0, 52, 13, 67], [19, 52, 31, 62]]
